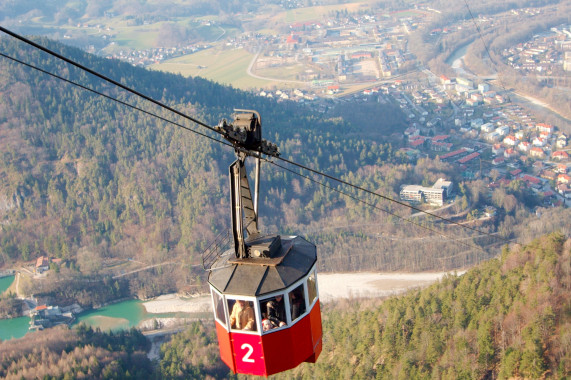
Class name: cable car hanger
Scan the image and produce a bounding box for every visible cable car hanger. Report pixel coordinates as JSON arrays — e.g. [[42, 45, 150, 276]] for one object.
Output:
[[216, 109, 279, 260]]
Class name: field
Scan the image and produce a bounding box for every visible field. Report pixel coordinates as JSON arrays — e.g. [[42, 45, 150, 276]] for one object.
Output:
[[150, 47, 291, 89], [255, 63, 307, 82], [113, 27, 161, 50]]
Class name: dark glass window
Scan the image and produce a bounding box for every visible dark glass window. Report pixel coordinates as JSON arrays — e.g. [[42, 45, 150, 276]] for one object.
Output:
[[211, 289, 226, 325], [307, 271, 317, 305], [259, 294, 287, 332], [288, 284, 306, 322]]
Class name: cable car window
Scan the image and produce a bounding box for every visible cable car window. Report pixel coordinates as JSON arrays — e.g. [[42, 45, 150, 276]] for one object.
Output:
[[259, 294, 287, 332], [227, 298, 257, 332], [307, 271, 317, 306], [288, 284, 306, 322], [211, 289, 226, 325]]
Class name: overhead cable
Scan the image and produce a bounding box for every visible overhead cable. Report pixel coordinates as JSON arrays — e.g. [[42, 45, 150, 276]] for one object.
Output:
[[267, 159, 497, 254], [0, 52, 232, 148], [0, 26, 508, 246], [0, 25, 218, 135]]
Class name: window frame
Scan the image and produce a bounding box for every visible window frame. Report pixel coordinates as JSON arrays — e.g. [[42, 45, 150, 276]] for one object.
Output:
[[258, 292, 289, 335], [288, 282, 307, 324], [226, 296, 260, 335], [210, 286, 228, 330], [306, 266, 319, 309]]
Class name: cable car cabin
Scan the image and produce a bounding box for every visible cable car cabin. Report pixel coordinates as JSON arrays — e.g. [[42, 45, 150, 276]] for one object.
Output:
[[208, 234, 322, 377], [204, 110, 322, 376]]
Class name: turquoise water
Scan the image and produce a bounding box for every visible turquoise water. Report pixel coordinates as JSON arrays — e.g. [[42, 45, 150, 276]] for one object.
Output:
[[0, 275, 14, 294], [74, 299, 147, 331], [0, 297, 201, 341], [74, 299, 197, 332], [0, 316, 30, 341], [0, 275, 29, 341]]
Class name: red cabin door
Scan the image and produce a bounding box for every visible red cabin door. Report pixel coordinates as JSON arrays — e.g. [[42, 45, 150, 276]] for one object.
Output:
[[231, 332, 266, 376]]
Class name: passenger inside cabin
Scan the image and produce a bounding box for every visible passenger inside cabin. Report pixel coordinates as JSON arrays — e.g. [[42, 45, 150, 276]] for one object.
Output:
[[266, 295, 286, 328], [262, 318, 273, 332], [229, 299, 255, 331], [289, 285, 306, 321]]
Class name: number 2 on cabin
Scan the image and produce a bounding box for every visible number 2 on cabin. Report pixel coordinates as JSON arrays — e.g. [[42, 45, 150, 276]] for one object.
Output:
[[232, 334, 264, 375], [241, 343, 255, 363]]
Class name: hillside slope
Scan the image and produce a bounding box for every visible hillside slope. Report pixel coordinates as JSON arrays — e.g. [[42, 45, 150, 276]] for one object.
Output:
[[0, 35, 411, 302]]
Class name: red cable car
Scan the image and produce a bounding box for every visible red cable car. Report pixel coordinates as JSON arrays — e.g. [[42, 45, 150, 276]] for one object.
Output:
[[204, 110, 322, 376]]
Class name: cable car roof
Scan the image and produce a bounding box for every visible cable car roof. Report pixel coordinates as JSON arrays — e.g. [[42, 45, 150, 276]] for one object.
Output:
[[209, 235, 316, 297]]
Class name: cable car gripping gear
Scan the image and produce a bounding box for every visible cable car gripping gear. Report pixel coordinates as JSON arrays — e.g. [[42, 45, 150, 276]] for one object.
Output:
[[215, 110, 279, 158]]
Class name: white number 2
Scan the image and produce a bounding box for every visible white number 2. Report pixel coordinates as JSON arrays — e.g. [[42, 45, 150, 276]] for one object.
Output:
[[241, 343, 255, 363]]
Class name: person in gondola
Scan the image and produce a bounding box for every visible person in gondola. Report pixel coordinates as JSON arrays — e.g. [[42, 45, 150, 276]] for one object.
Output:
[[230, 300, 255, 331], [266, 295, 286, 328], [262, 318, 273, 332], [290, 288, 306, 320]]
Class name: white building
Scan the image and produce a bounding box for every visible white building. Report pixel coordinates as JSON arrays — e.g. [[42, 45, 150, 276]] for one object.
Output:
[[400, 178, 453, 206]]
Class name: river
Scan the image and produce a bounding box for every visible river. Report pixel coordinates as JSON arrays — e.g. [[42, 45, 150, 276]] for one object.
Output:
[[445, 40, 474, 77], [0, 275, 30, 341], [0, 275, 14, 294], [0, 291, 206, 341], [0, 271, 456, 342]]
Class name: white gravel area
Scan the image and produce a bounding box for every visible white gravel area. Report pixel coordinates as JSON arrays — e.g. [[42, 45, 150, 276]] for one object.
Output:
[[143, 294, 211, 314], [316, 271, 461, 302], [142, 272, 463, 313]]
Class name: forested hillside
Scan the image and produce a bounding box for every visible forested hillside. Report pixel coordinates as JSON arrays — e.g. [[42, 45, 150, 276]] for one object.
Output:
[[2, 33, 571, 309], [281, 232, 571, 379], [0, 324, 151, 379], [1, 235, 568, 378], [0, 35, 414, 302], [152, 233, 571, 379]]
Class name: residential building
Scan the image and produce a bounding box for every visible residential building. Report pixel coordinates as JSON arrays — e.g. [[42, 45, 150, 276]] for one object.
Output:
[[557, 134, 567, 148], [522, 174, 542, 189], [504, 148, 517, 159], [532, 137, 546, 146], [496, 125, 510, 136], [35, 256, 49, 274], [503, 135, 518, 146], [481, 123, 494, 133], [557, 183, 571, 198], [536, 123, 554, 135], [492, 144, 504, 155], [518, 141, 531, 152], [552, 151, 569, 160], [530, 147, 545, 158], [478, 83, 490, 93], [558, 174, 571, 184]]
